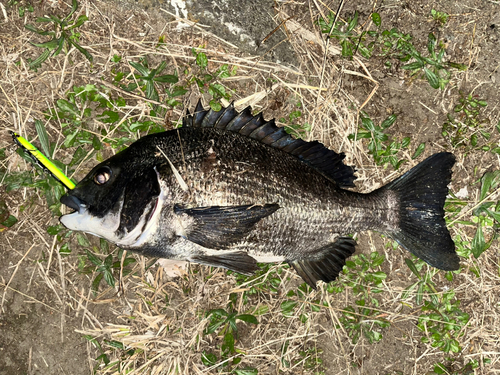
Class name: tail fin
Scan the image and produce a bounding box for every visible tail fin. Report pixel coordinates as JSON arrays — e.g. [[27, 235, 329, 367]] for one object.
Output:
[[381, 152, 459, 271]]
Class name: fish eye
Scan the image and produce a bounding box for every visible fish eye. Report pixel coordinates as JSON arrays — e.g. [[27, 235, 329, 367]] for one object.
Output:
[[93, 167, 112, 185]]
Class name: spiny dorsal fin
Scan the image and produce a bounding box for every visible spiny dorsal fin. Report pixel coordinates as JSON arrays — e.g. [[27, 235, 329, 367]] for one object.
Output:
[[183, 99, 357, 188]]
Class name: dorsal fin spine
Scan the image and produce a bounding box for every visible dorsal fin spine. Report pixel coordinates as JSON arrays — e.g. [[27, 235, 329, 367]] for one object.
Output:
[[183, 101, 357, 187]]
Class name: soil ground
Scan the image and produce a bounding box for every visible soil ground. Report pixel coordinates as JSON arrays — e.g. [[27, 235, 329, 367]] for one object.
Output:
[[0, 0, 499, 374]]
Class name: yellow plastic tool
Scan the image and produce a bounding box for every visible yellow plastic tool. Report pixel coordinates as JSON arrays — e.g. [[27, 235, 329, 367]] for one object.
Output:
[[10, 131, 76, 190]]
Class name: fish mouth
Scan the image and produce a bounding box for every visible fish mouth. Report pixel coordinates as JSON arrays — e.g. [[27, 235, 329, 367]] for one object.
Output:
[[60, 194, 86, 214], [59, 194, 90, 232]]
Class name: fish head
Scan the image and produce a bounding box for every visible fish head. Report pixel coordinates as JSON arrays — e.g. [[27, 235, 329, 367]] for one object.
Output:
[[59, 152, 164, 247]]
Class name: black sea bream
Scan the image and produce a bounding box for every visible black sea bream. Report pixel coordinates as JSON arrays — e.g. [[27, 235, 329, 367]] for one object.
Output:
[[60, 101, 460, 289]]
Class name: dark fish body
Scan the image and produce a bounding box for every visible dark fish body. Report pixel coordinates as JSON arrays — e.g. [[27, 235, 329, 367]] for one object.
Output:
[[60, 101, 459, 288]]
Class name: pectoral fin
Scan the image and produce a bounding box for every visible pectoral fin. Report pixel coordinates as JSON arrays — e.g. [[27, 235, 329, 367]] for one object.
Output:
[[289, 237, 356, 289], [174, 203, 279, 249], [190, 252, 259, 275]]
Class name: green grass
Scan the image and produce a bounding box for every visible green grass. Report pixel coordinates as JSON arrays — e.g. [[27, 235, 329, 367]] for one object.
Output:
[[318, 11, 467, 89], [327, 251, 390, 344], [0, 199, 18, 230], [202, 303, 259, 372], [431, 9, 450, 26], [24, 0, 92, 70], [280, 101, 312, 139], [442, 93, 500, 154], [348, 112, 425, 170], [8, 0, 34, 17]]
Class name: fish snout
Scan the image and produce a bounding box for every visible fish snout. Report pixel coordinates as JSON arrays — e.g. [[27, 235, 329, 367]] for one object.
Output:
[[60, 194, 86, 214]]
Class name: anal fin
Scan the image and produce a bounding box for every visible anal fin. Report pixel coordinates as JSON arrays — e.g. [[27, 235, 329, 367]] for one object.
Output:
[[289, 237, 356, 289], [190, 252, 259, 275]]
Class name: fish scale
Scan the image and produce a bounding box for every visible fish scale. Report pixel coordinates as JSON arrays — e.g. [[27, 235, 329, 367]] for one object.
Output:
[[60, 101, 460, 289]]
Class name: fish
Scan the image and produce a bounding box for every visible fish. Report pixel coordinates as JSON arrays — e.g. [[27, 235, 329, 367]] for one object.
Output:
[[59, 100, 460, 289]]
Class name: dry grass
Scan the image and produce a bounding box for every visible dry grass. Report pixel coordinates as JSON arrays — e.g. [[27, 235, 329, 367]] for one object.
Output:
[[1, 0, 499, 374]]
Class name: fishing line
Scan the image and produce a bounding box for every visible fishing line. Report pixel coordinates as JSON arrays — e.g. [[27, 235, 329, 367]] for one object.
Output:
[[10, 131, 76, 190]]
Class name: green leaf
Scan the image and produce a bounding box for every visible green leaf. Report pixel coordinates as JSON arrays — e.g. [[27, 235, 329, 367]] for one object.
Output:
[[67, 15, 88, 30], [281, 300, 297, 317], [91, 273, 103, 292], [104, 340, 125, 349], [25, 23, 51, 35], [471, 133, 478, 147], [92, 135, 102, 150], [358, 43, 372, 59], [30, 38, 60, 50], [29, 48, 51, 69], [77, 233, 91, 247], [423, 67, 440, 89], [52, 36, 65, 57], [34, 119, 51, 157], [1, 215, 18, 228], [65, 0, 79, 21], [145, 81, 159, 102], [427, 33, 437, 55], [236, 314, 258, 325], [69, 146, 86, 167], [371, 252, 385, 267], [234, 368, 258, 375], [34, 16, 54, 23], [433, 363, 447, 374], [201, 351, 217, 366], [371, 12, 381, 27], [63, 130, 78, 148], [341, 40, 353, 58], [405, 258, 421, 279], [99, 110, 120, 123], [154, 74, 178, 83], [47, 224, 63, 235], [68, 39, 93, 63], [412, 142, 425, 159], [103, 269, 115, 287], [196, 51, 208, 69], [46, 14, 62, 25], [171, 86, 188, 97], [221, 332, 235, 354], [209, 100, 222, 112], [371, 271, 387, 281], [59, 243, 71, 254], [471, 225, 487, 259], [401, 61, 424, 70], [447, 62, 468, 71], [86, 249, 102, 266], [121, 258, 136, 267], [381, 114, 397, 129], [57, 99, 79, 115], [480, 171, 500, 201], [361, 116, 376, 131], [485, 209, 500, 222], [129, 61, 150, 77], [347, 12, 359, 32]]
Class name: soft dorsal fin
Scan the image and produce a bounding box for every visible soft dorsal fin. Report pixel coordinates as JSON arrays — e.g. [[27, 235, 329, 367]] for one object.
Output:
[[182, 100, 357, 188]]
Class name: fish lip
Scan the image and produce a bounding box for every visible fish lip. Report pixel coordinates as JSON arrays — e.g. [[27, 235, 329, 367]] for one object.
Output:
[[60, 194, 86, 214]]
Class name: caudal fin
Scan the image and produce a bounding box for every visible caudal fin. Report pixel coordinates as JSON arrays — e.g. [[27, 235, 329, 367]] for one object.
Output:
[[381, 152, 459, 271]]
